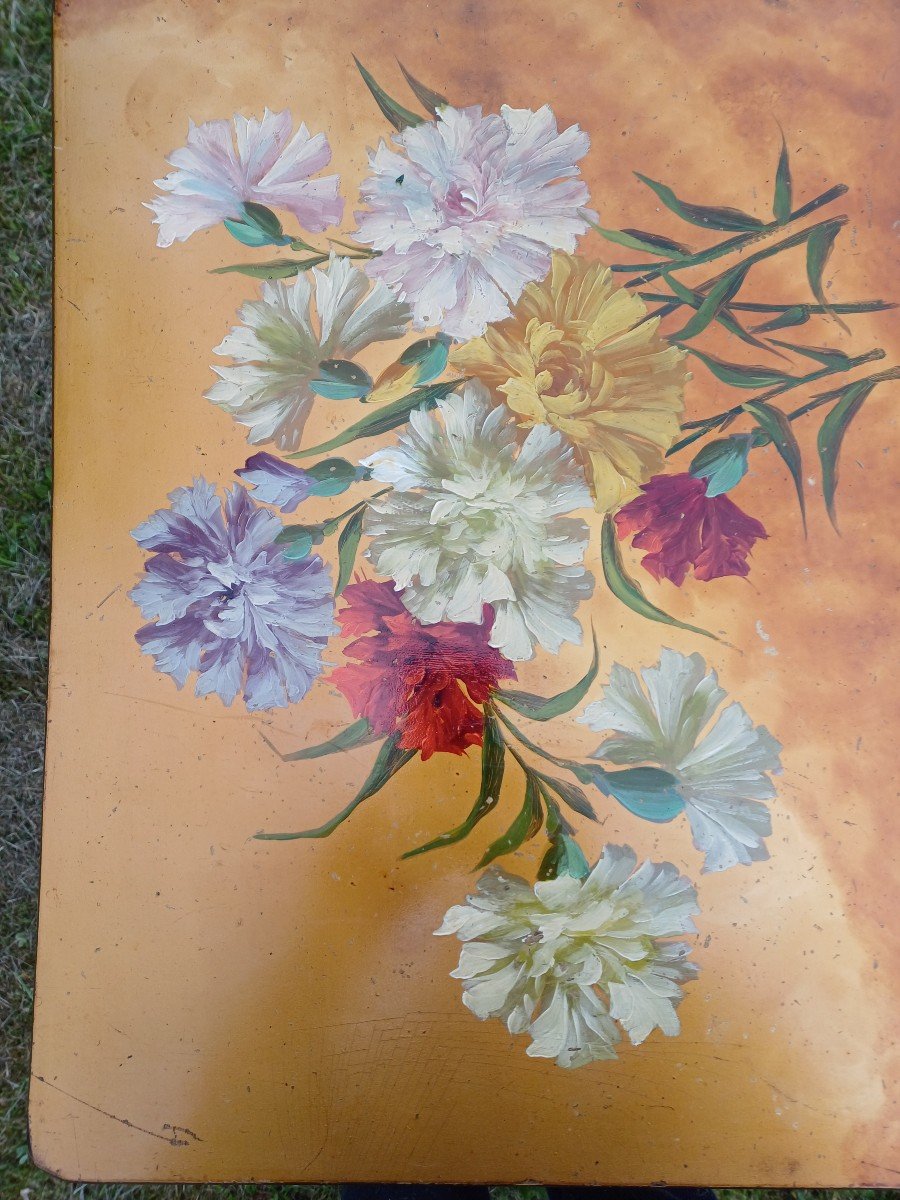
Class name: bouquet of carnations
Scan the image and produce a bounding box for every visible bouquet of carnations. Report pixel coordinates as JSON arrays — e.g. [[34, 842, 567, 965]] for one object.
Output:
[[131, 60, 895, 1068]]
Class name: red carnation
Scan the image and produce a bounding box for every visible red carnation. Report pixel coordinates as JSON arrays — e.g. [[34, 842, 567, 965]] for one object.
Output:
[[331, 580, 516, 760], [615, 473, 767, 586]]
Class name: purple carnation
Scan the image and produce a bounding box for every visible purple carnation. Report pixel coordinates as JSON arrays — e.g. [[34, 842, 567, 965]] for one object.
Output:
[[235, 452, 316, 513], [130, 478, 335, 711]]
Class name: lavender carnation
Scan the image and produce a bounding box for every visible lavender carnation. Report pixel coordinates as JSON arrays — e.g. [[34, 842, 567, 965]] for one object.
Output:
[[130, 479, 335, 710]]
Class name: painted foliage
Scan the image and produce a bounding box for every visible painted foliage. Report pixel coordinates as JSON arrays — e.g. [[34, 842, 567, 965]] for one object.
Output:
[[132, 63, 896, 1068]]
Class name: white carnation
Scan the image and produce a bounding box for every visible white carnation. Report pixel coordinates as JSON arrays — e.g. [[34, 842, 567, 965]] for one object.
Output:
[[580, 648, 783, 873], [435, 845, 699, 1068], [362, 382, 594, 661]]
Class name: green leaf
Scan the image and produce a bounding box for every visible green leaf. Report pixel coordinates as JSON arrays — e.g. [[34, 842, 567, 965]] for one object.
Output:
[[398, 335, 452, 383], [275, 524, 324, 560], [309, 359, 374, 401], [276, 718, 377, 761], [397, 60, 449, 113], [210, 257, 325, 280], [806, 219, 850, 332], [689, 434, 754, 497], [475, 773, 543, 869], [600, 514, 719, 641], [353, 56, 424, 131], [537, 833, 590, 882], [495, 629, 599, 721], [621, 228, 691, 255], [596, 765, 685, 824], [335, 506, 365, 596], [744, 399, 807, 533], [751, 305, 811, 333], [768, 340, 852, 370], [773, 135, 792, 224], [291, 378, 462, 459], [538, 773, 596, 822], [670, 262, 751, 341], [255, 733, 416, 840], [402, 713, 505, 859], [686, 347, 795, 390], [224, 219, 279, 248], [587, 219, 688, 259], [305, 457, 367, 498], [817, 378, 877, 531], [664, 276, 777, 357], [635, 173, 767, 232], [242, 202, 286, 240]]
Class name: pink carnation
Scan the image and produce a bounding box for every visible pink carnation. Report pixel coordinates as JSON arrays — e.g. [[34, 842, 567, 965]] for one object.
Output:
[[615, 473, 767, 586], [354, 104, 593, 339], [147, 109, 343, 247]]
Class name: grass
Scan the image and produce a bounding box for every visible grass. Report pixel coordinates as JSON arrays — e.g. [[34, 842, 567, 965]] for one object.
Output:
[[0, 1, 897, 1197]]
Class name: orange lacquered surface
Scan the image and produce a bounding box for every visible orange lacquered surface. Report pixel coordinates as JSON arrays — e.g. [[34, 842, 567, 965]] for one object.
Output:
[[33, 0, 899, 1184]]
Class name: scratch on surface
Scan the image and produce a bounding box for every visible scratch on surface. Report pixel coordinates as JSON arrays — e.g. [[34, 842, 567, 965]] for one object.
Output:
[[31, 1075, 201, 1146], [104, 691, 254, 720], [861, 1161, 900, 1178]]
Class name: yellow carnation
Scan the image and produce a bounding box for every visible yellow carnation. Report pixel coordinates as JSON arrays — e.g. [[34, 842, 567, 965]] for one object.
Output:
[[452, 252, 687, 511]]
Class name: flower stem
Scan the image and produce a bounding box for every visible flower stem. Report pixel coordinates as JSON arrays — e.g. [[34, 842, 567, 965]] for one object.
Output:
[[638, 293, 896, 317], [320, 488, 391, 535], [611, 184, 848, 287], [668, 349, 887, 456]]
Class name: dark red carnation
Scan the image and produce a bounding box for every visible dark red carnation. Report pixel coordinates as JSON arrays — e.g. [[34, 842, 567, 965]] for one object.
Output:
[[615, 472, 767, 586], [330, 579, 516, 760]]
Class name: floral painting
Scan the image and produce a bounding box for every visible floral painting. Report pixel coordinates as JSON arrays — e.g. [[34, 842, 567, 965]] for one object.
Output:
[[131, 60, 896, 1072]]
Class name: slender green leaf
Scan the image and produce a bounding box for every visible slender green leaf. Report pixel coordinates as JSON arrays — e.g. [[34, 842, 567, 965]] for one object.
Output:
[[290, 378, 462, 459], [621, 228, 691, 255], [476, 773, 543, 869], [601, 514, 718, 641], [635, 173, 767, 232], [495, 628, 599, 721], [210, 257, 326, 279], [397, 60, 449, 112], [751, 305, 811, 333], [588, 219, 687, 259], [670, 262, 751, 341], [744, 399, 806, 532], [538, 832, 590, 881], [353, 56, 424, 131], [403, 713, 505, 859], [275, 718, 377, 761], [773, 135, 792, 223], [817, 378, 877, 531], [665, 276, 780, 356], [686, 347, 794, 389], [597, 766, 685, 824], [768, 340, 852, 370], [806, 219, 850, 332], [255, 733, 415, 840], [539, 773, 596, 821], [335, 507, 365, 596]]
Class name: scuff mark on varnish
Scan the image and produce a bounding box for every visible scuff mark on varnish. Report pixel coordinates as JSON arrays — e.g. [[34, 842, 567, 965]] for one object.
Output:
[[31, 1075, 201, 1146]]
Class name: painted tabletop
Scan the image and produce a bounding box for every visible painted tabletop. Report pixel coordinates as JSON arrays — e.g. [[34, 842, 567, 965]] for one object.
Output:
[[32, 0, 899, 1185]]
